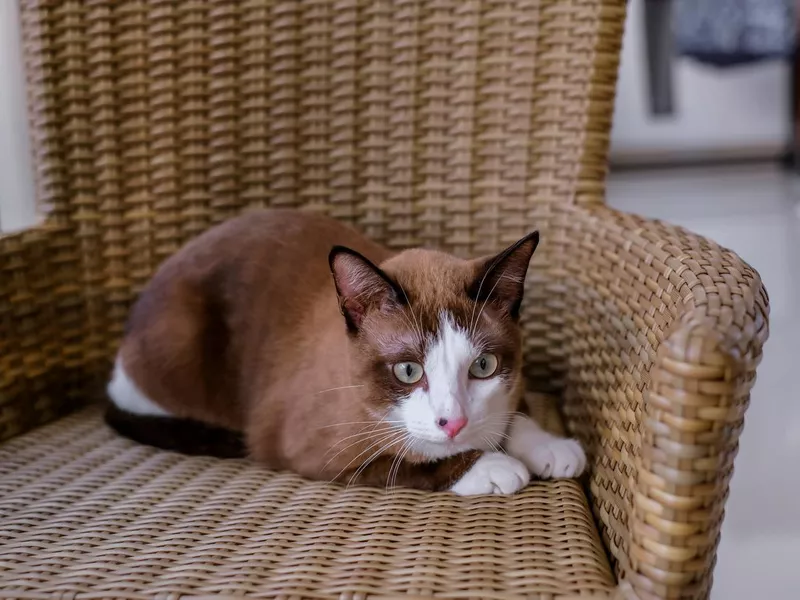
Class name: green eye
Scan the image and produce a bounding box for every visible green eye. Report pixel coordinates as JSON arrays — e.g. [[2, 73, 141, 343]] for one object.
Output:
[[469, 353, 498, 379], [393, 362, 424, 384]]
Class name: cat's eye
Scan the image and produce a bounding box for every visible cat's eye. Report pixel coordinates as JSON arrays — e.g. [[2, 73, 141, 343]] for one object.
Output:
[[393, 362, 424, 384], [469, 353, 498, 379]]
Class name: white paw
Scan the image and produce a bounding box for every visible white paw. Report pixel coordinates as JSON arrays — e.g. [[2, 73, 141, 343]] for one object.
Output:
[[506, 415, 587, 480], [520, 437, 586, 479], [449, 452, 530, 496]]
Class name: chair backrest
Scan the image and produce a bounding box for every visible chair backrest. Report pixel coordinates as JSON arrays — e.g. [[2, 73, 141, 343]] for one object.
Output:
[[0, 1, 624, 440]]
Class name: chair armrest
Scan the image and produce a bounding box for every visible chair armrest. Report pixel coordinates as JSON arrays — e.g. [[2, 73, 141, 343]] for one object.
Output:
[[0, 225, 89, 441], [553, 205, 769, 599]]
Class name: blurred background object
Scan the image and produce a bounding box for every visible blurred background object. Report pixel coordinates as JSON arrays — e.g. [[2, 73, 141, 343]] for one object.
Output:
[[0, 0, 36, 232], [612, 0, 794, 166]]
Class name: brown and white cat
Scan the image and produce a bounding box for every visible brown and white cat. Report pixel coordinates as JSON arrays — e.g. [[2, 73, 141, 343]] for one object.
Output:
[[106, 209, 585, 495]]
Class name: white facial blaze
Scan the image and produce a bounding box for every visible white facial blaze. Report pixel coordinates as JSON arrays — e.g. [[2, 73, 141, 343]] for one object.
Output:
[[394, 313, 512, 460], [423, 314, 472, 422]]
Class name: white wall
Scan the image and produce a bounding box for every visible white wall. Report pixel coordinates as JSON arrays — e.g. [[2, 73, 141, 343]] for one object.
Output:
[[0, 0, 36, 232], [611, 0, 790, 160]]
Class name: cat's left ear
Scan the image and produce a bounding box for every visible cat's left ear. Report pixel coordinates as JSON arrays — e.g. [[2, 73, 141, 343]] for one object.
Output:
[[329, 246, 402, 332], [468, 231, 539, 320]]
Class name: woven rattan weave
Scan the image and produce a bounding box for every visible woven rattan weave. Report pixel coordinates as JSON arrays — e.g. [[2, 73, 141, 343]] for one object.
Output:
[[0, 1, 768, 598]]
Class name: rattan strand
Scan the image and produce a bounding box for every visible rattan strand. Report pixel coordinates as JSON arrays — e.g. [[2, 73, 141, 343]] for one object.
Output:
[[0, 1, 769, 598]]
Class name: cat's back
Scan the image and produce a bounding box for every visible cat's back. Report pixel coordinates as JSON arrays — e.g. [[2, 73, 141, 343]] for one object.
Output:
[[171, 209, 381, 274], [115, 209, 391, 428], [143, 209, 389, 308], [129, 208, 394, 348]]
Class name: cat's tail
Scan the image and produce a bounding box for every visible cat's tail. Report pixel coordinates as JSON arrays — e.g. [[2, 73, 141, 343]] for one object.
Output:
[[105, 404, 247, 459]]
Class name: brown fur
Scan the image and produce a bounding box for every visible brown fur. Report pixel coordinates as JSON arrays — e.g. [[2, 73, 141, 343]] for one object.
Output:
[[109, 209, 537, 491]]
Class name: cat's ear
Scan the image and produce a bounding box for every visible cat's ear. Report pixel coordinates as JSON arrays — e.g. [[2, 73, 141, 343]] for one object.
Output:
[[329, 246, 402, 332], [468, 231, 539, 320]]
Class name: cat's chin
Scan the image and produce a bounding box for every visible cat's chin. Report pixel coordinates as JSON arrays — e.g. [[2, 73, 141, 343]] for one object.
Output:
[[406, 435, 498, 462]]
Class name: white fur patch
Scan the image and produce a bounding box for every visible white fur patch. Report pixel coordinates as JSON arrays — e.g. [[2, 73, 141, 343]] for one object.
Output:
[[506, 414, 586, 479], [393, 313, 511, 460], [422, 313, 473, 421], [107, 357, 171, 417], [449, 452, 529, 495]]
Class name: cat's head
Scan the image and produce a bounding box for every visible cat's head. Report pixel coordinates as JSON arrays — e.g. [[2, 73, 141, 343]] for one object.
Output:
[[329, 232, 539, 460]]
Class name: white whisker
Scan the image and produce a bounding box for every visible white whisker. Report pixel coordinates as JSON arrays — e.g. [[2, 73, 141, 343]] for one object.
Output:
[[333, 432, 401, 487], [482, 435, 509, 456], [474, 267, 513, 331], [395, 308, 420, 339], [397, 282, 424, 341], [469, 254, 504, 336], [471, 413, 515, 430], [334, 429, 407, 485], [385, 446, 402, 492], [387, 438, 413, 492], [347, 431, 408, 488], [316, 419, 403, 431], [322, 409, 400, 465], [322, 424, 400, 460], [313, 384, 365, 395], [397, 442, 414, 489]]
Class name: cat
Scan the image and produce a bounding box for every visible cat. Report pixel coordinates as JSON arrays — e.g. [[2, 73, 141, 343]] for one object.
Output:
[[106, 209, 586, 495]]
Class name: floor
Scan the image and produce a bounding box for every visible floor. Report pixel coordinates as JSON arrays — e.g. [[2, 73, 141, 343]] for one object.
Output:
[[607, 164, 800, 600]]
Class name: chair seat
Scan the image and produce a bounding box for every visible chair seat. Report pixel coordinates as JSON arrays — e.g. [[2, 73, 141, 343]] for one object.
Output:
[[0, 406, 615, 599]]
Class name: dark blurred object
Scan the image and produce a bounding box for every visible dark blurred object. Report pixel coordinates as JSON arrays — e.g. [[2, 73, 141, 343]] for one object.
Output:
[[675, 0, 796, 165], [643, 0, 795, 118], [644, 0, 675, 115], [793, 8, 800, 172], [674, 0, 795, 67]]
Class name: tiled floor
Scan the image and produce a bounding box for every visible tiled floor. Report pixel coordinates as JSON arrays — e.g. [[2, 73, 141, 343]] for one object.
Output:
[[607, 164, 800, 600]]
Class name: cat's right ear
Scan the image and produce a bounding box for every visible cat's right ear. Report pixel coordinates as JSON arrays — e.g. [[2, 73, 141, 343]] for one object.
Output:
[[329, 247, 402, 332]]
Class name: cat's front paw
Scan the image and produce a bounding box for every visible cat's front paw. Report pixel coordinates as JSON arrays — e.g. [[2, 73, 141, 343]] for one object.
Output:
[[520, 437, 586, 479], [449, 452, 530, 496]]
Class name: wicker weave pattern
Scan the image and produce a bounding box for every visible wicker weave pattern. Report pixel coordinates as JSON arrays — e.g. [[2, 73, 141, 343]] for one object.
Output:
[[0, 227, 87, 440], [555, 206, 768, 598], [14, 0, 624, 382], [0, 406, 614, 600], [0, 1, 770, 598]]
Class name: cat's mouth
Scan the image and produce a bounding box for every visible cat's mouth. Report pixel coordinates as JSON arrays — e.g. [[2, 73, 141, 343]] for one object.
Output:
[[402, 422, 479, 446], [405, 424, 507, 455], [400, 428, 480, 460], [404, 430, 461, 445]]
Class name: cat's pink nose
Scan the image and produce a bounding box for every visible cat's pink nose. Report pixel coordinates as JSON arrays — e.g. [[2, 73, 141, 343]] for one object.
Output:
[[437, 416, 468, 439]]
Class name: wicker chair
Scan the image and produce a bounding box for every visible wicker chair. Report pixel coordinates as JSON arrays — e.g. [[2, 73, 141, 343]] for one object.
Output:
[[0, 1, 768, 599]]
